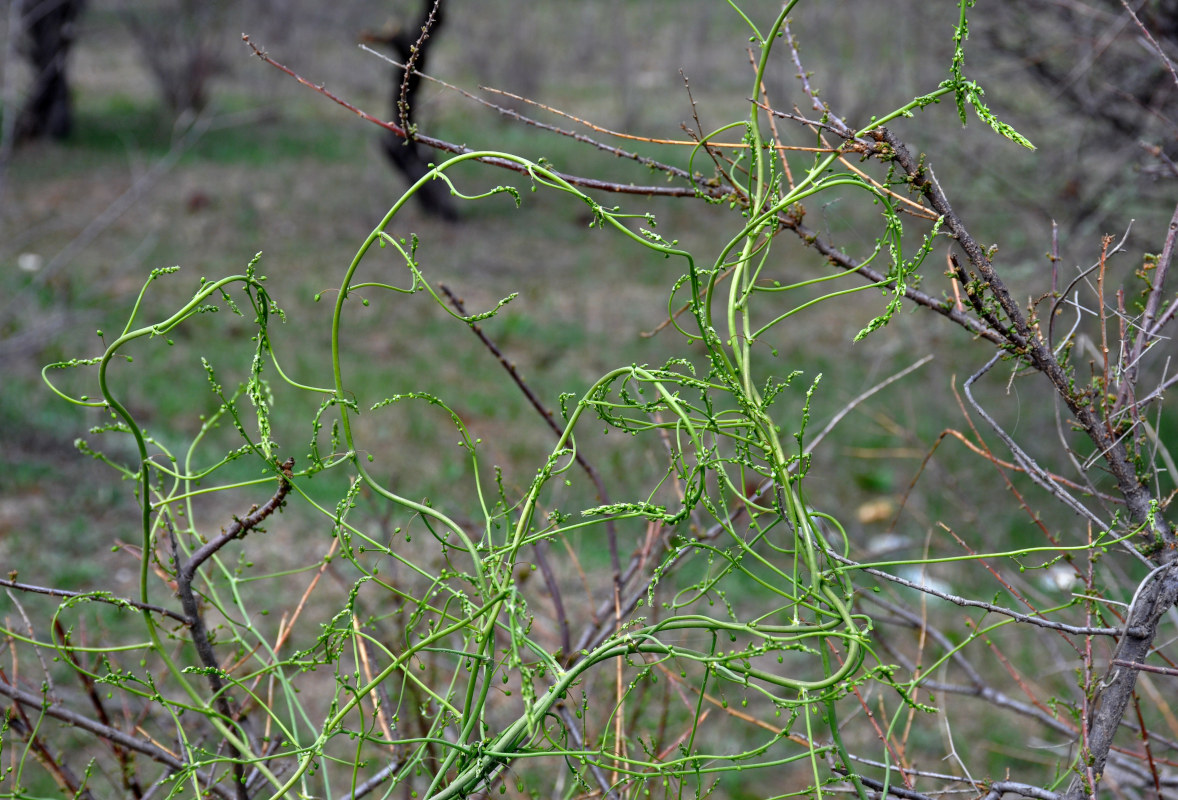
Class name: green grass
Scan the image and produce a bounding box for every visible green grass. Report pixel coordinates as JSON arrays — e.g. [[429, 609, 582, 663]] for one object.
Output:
[[2, 80, 1070, 602]]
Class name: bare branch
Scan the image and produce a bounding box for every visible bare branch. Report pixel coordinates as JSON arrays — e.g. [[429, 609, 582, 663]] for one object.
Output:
[[356, 45, 694, 184], [805, 355, 934, 454], [1064, 564, 1178, 799], [1117, 0, 1178, 90], [852, 561, 1121, 637], [244, 35, 725, 200], [981, 781, 1062, 800], [0, 676, 235, 800], [0, 579, 187, 624]]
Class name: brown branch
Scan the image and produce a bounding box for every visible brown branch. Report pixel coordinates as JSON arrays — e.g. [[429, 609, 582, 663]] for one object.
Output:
[[880, 129, 1038, 355], [1117, 0, 1178, 90], [171, 457, 293, 800], [2, 713, 97, 799], [829, 644, 914, 790], [1128, 200, 1178, 381], [54, 620, 144, 798], [252, 33, 1008, 363], [879, 128, 1173, 556], [1131, 690, 1163, 798], [0, 578, 187, 623], [783, 20, 855, 139], [397, 0, 442, 136], [873, 121, 1178, 797], [243, 35, 726, 200], [440, 284, 624, 659], [0, 662, 97, 800], [780, 212, 1008, 345], [1067, 565, 1178, 799], [0, 675, 235, 800], [649, 203, 1010, 346], [181, 457, 294, 576], [356, 46, 694, 185], [1112, 659, 1178, 678]]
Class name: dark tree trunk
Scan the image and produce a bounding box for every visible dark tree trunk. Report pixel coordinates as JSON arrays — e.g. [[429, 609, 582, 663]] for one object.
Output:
[[365, 1, 457, 221], [16, 0, 86, 142]]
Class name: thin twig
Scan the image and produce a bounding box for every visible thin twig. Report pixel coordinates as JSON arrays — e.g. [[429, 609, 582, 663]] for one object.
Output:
[[480, 82, 832, 152], [0, 676, 235, 800], [964, 357, 1109, 527], [349, 760, 403, 800], [1138, 201, 1178, 345], [172, 457, 292, 800], [1, 711, 97, 800], [831, 769, 936, 800], [361, 44, 708, 187], [556, 705, 620, 800], [848, 559, 1122, 636], [1117, 0, 1178, 89], [784, 21, 856, 139], [1112, 659, 1178, 677], [245, 35, 724, 200], [54, 619, 145, 798], [439, 284, 600, 658], [0, 577, 188, 623], [397, 0, 442, 136], [805, 355, 934, 454], [884, 128, 1174, 569]]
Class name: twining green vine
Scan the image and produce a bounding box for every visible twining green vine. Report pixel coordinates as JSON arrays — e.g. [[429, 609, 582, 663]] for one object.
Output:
[[23, 2, 1049, 799]]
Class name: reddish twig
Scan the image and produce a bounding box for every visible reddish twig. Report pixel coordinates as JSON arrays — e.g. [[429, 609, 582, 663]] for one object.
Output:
[[243, 35, 724, 200], [1112, 659, 1178, 678]]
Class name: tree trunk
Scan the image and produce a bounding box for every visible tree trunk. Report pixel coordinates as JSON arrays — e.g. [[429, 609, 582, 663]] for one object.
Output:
[[365, 1, 457, 221], [16, 0, 86, 142]]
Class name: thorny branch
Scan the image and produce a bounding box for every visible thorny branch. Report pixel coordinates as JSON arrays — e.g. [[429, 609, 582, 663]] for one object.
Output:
[[397, 0, 442, 137], [879, 127, 1174, 547], [440, 285, 585, 658]]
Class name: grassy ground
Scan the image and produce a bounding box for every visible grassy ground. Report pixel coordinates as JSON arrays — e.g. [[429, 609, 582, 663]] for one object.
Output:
[[0, 2, 1115, 615]]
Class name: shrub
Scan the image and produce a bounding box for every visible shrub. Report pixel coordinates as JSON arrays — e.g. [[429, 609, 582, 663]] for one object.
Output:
[[6, 3, 1177, 799]]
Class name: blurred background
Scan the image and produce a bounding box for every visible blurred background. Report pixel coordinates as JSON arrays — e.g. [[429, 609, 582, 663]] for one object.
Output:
[[1, 0, 1175, 652]]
